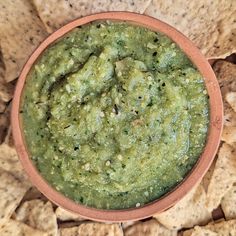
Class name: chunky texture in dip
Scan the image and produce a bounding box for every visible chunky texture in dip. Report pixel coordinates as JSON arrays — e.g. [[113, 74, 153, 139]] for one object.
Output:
[[21, 21, 209, 209]]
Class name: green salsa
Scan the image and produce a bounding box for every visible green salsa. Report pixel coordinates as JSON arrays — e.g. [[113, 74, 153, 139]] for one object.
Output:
[[21, 21, 209, 209]]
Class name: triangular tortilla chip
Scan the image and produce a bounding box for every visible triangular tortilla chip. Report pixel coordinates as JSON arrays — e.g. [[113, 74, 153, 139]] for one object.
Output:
[[14, 200, 57, 236], [183, 219, 236, 236], [183, 226, 217, 236], [145, 1, 236, 58], [32, 0, 151, 33], [0, 0, 48, 82], [0, 58, 14, 102], [0, 169, 29, 226], [0, 81, 14, 103], [0, 143, 30, 183], [121, 221, 137, 230], [213, 61, 236, 98], [124, 219, 177, 236], [226, 92, 236, 113], [0, 219, 47, 236], [206, 143, 236, 211], [59, 222, 123, 236], [221, 184, 236, 220], [154, 184, 211, 230], [222, 126, 236, 145], [55, 206, 84, 222], [213, 61, 236, 144]]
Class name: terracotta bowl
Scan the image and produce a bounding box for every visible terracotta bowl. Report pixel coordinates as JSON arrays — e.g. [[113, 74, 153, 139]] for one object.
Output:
[[11, 12, 223, 222]]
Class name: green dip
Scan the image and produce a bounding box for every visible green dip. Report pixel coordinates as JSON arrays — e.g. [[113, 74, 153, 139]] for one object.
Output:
[[21, 21, 209, 209]]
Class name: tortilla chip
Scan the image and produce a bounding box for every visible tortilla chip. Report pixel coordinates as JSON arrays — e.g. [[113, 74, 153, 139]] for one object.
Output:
[[154, 184, 211, 230], [221, 184, 236, 220], [14, 200, 57, 236], [59, 222, 123, 236], [183, 226, 217, 236], [32, 0, 151, 33], [206, 143, 236, 211], [226, 92, 236, 113], [183, 219, 236, 236], [213, 61, 236, 97], [0, 143, 30, 183], [55, 206, 84, 222], [222, 126, 236, 145], [0, 0, 48, 82], [0, 57, 14, 102], [223, 104, 236, 129], [0, 81, 14, 103], [0, 219, 47, 236], [213, 60, 236, 128], [0, 169, 29, 226], [0, 59, 14, 102], [121, 221, 137, 230], [145, 1, 236, 58], [124, 219, 177, 236]]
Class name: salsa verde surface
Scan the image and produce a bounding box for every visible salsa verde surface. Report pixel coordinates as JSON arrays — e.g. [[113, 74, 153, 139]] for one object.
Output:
[[21, 21, 209, 209]]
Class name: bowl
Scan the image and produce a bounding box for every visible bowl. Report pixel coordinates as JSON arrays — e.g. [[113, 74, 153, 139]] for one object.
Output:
[[11, 12, 223, 222]]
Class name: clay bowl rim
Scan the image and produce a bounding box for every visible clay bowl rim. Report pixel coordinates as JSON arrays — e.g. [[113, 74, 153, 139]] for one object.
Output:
[[11, 12, 223, 222]]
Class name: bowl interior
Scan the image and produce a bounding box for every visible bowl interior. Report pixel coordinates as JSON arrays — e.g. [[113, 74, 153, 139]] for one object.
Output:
[[11, 12, 223, 222]]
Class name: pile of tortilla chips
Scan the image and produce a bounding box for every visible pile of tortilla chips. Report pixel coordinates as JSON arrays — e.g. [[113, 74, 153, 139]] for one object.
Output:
[[0, 0, 235, 235]]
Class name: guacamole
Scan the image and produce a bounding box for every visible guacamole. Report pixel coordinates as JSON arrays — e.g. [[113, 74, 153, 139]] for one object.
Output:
[[21, 21, 209, 209]]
